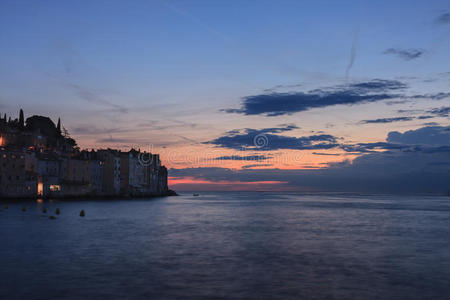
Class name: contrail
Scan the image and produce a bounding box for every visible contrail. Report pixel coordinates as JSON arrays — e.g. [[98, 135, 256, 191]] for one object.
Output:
[[345, 27, 359, 80]]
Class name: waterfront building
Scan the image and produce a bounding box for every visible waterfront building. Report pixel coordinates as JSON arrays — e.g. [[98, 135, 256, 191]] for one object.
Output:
[[0, 109, 169, 198]]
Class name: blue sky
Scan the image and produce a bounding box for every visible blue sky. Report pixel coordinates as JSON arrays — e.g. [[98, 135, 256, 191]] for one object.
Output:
[[1, 0, 449, 192]]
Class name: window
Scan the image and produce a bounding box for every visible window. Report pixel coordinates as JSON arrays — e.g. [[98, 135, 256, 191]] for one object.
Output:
[[49, 185, 61, 192]]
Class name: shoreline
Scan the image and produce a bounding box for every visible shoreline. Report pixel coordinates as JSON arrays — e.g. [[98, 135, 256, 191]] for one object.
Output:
[[0, 189, 178, 202]]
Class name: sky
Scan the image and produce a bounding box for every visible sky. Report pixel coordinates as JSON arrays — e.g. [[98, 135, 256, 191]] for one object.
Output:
[[1, 0, 449, 193]]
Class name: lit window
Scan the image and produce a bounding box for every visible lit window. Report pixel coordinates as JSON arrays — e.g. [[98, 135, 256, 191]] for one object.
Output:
[[49, 185, 61, 192]]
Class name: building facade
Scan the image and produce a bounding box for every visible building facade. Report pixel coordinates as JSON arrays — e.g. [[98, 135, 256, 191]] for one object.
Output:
[[0, 109, 169, 199]]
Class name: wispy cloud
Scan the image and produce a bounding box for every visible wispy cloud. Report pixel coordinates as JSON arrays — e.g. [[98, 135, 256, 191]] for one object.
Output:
[[427, 106, 450, 117], [242, 164, 273, 169], [359, 116, 415, 124], [67, 83, 128, 113], [312, 152, 342, 156], [214, 155, 271, 161], [435, 12, 450, 24], [345, 27, 359, 79], [382, 48, 425, 60]]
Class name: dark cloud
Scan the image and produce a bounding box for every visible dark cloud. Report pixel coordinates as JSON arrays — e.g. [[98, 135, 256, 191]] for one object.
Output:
[[436, 12, 450, 24], [172, 126, 450, 194], [343, 126, 450, 153], [312, 152, 342, 156], [383, 48, 425, 60], [360, 117, 414, 124], [427, 106, 450, 117], [416, 115, 434, 120], [214, 155, 271, 161], [387, 126, 450, 146], [223, 79, 406, 116], [359, 114, 442, 124], [397, 109, 424, 114], [170, 146, 450, 193], [409, 92, 450, 100], [242, 164, 273, 169], [340, 142, 411, 153], [206, 125, 450, 155], [205, 126, 339, 151]]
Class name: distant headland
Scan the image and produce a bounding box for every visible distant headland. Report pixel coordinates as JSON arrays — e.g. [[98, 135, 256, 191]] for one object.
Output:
[[0, 109, 175, 199]]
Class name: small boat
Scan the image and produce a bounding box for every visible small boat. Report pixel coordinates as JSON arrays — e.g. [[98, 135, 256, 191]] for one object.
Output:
[[193, 193, 200, 196]]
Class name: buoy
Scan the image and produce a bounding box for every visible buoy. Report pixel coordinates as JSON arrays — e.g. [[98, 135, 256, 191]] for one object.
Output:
[[42, 207, 47, 213], [21, 206, 27, 212], [49, 216, 57, 220], [55, 208, 60, 215], [80, 210, 85, 217]]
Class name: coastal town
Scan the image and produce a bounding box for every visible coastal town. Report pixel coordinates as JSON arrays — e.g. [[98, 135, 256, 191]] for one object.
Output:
[[0, 109, 170, 199]]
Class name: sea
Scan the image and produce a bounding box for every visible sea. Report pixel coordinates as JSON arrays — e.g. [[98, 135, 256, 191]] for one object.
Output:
[[1, 192, 450, 300]]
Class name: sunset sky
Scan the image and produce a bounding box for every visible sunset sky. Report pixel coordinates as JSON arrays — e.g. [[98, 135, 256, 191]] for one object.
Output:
[[1, 0, 449, 192]]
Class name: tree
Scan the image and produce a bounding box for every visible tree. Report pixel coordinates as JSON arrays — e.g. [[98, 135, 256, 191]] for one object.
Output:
[[57, 118, 61, 134], [62, 126, 69, 137], [19, 109, 24, 128]]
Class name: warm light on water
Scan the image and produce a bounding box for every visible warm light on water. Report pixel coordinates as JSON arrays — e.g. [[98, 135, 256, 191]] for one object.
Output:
[[1, 193, 450, 299]]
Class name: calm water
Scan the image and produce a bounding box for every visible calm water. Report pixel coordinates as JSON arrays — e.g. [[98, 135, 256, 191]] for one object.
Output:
[[1, 193, 450, 299]]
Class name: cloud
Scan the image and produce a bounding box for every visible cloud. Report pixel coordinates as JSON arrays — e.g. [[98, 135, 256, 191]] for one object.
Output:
[[360, 116, 414, 124], [67, 83, 128, 113], [387, 126, 450, 146], [436, 12, 450, 24], [223, 79, 406, 116], [345, 27, 359, 79], [205, 125, 339, 151], [214, 155, 271, 161], [409, 92, 450, 100], [71, 125, 128, 135], [172, 126, 450, 194], [206, 124, 450, 155], [340, 142, 411, 153], [427, 106, 450, 117], [312, 152, 342, 156], [263, 83, 303, 93], [383, 48, 425, 60], [417, 115, 434, 120], [242, 164, 273, 169]]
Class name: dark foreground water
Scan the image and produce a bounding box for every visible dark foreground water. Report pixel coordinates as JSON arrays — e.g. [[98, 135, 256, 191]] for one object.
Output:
[[1, 193, 450, 300]]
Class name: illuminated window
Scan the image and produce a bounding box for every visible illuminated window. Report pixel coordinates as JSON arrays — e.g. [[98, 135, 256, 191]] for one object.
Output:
[[37, 182, 43, 196], [49, 185, 61, 192]]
